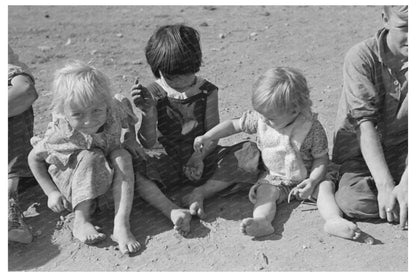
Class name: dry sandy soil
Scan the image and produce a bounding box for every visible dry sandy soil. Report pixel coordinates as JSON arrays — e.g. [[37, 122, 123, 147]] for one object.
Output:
[[8, 5, 408, 271]]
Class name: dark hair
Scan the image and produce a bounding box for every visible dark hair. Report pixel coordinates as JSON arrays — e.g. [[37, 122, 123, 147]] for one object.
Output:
[[145, 24, 202, 78]]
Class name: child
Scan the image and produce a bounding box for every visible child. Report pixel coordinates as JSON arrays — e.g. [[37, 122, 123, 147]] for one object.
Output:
[[8, 46, 38, 244], [316, 5, 408, 241], [28, 61, 141, 254], [131, 24, 259, 219], [194, 67, 329, 237]]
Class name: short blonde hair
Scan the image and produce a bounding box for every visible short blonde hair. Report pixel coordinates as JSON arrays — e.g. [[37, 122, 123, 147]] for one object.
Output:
[[51, 61, 113, 114], [252, 67, 312, 116]]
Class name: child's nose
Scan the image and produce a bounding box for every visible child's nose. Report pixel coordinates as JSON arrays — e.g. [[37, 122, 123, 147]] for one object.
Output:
[[83, 114, 93, 125]]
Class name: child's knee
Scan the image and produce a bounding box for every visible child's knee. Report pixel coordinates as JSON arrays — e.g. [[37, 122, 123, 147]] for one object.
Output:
[[256, 183, 281, 200], [335, 180, 378, 219], [109, 148, 132, 162]]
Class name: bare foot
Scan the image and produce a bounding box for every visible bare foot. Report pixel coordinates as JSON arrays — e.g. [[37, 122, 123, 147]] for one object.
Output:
[[324, 218, 361, 240], [240, 218, 274, 237], [182, 190, 206, 219], [171, 209, 192, 236], [73, 219, 106, 244], [112, 225, 141, 254]]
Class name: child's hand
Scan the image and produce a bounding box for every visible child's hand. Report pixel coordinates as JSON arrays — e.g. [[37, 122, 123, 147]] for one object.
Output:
[[131, 78, 155, 113], [47, 191, 70, 213], [293, 178, 315, 200], [193, 135, 212, 153], [122, 139, 147, 160], [183, 154, 204, 181]]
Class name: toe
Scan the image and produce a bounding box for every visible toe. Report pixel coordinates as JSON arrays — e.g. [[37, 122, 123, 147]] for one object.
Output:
[[189, 203, 198, 215], [197, 208, 206, 219], [352, 230, 361, 240], [127, 243, 138, 253], [132, 242, 141, 252], [119, 244, 130, 255]]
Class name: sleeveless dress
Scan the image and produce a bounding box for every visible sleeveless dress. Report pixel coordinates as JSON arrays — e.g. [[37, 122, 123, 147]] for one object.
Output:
[[136, 77, 260, 190]]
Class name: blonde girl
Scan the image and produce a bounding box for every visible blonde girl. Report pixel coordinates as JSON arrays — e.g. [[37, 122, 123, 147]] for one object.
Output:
[[28, 61, 141, 254], [194, 67, 329, 237]]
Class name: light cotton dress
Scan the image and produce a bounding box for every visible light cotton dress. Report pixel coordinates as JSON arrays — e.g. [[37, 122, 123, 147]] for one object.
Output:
[[31, 94, 137, 209]]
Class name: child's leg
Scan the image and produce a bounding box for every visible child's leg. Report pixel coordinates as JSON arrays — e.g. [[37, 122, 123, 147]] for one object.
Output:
[[110, 149, 141, 254], [8, 177, 33, 244], [182, 141, 260, 219], [73, 200, 106, 244], [8, 177, 19, 198], [240, 184, 280, 237], [135, 172, 191, 236], [316, 180, 361, 240], [182, 180, 234, 219]]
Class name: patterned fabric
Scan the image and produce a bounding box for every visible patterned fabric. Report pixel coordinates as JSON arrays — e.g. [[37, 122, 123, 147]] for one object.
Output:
[[239, 110, 328, 178], [238, 110, 329, 203], [8, 63, 35, 178], [32, 94, 137, 167], [47, 149, 113, 209], [248, 173, 298, 205], [31, 94, 137, 208]]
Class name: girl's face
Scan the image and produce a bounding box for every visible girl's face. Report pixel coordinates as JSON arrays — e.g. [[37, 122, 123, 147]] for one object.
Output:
[[162, 72, 196, 91], [64, 100, 108, 135], [261, 107, 300, 130]]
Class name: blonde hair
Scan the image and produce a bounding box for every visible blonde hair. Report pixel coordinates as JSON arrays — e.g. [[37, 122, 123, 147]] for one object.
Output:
[[51, 61, 113, 114], [251, 67, 312, 116]]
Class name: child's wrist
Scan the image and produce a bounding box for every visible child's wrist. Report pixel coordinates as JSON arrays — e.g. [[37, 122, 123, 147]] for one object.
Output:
[[46, 189, 61, 198], [308, 177, 320, 187]]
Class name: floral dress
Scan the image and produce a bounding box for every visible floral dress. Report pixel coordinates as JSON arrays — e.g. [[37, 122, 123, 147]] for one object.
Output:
[[238, 110, 329, 204], [31, 94, 137, 209]]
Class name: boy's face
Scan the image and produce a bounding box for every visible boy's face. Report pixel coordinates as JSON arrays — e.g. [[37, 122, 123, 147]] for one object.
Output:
[[384, 13, 408, 58], [64, 100, 108, 135]]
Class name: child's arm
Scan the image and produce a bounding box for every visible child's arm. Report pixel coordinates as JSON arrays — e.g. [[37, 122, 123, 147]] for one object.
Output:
[[358, 120, 396, 221], [28, 148, 69, 212], [130, 80, 158, 149], [184, 118, 241, 181], [309, 154, 329, 186], [295, 153, 329, 200], [194, 118, 242, 153], [392, 165, 408, 229], [199, 89, 220, 159], [8, 74, 38, 117], [122, 122, 147, 160], [137, 106, 158, 149]]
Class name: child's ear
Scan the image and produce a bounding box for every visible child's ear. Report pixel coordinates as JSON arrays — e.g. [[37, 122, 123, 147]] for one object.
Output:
[[382, 13, 391, 29]]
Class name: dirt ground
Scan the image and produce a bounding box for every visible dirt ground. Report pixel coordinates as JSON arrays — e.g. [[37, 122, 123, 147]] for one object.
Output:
[[8, 5, 408, 271]]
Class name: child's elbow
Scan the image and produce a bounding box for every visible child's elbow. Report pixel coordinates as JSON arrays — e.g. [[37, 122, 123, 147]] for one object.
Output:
[[27, 149, 42, 167], [27, 149, 36, 167], [31, 85, 39, 100]]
